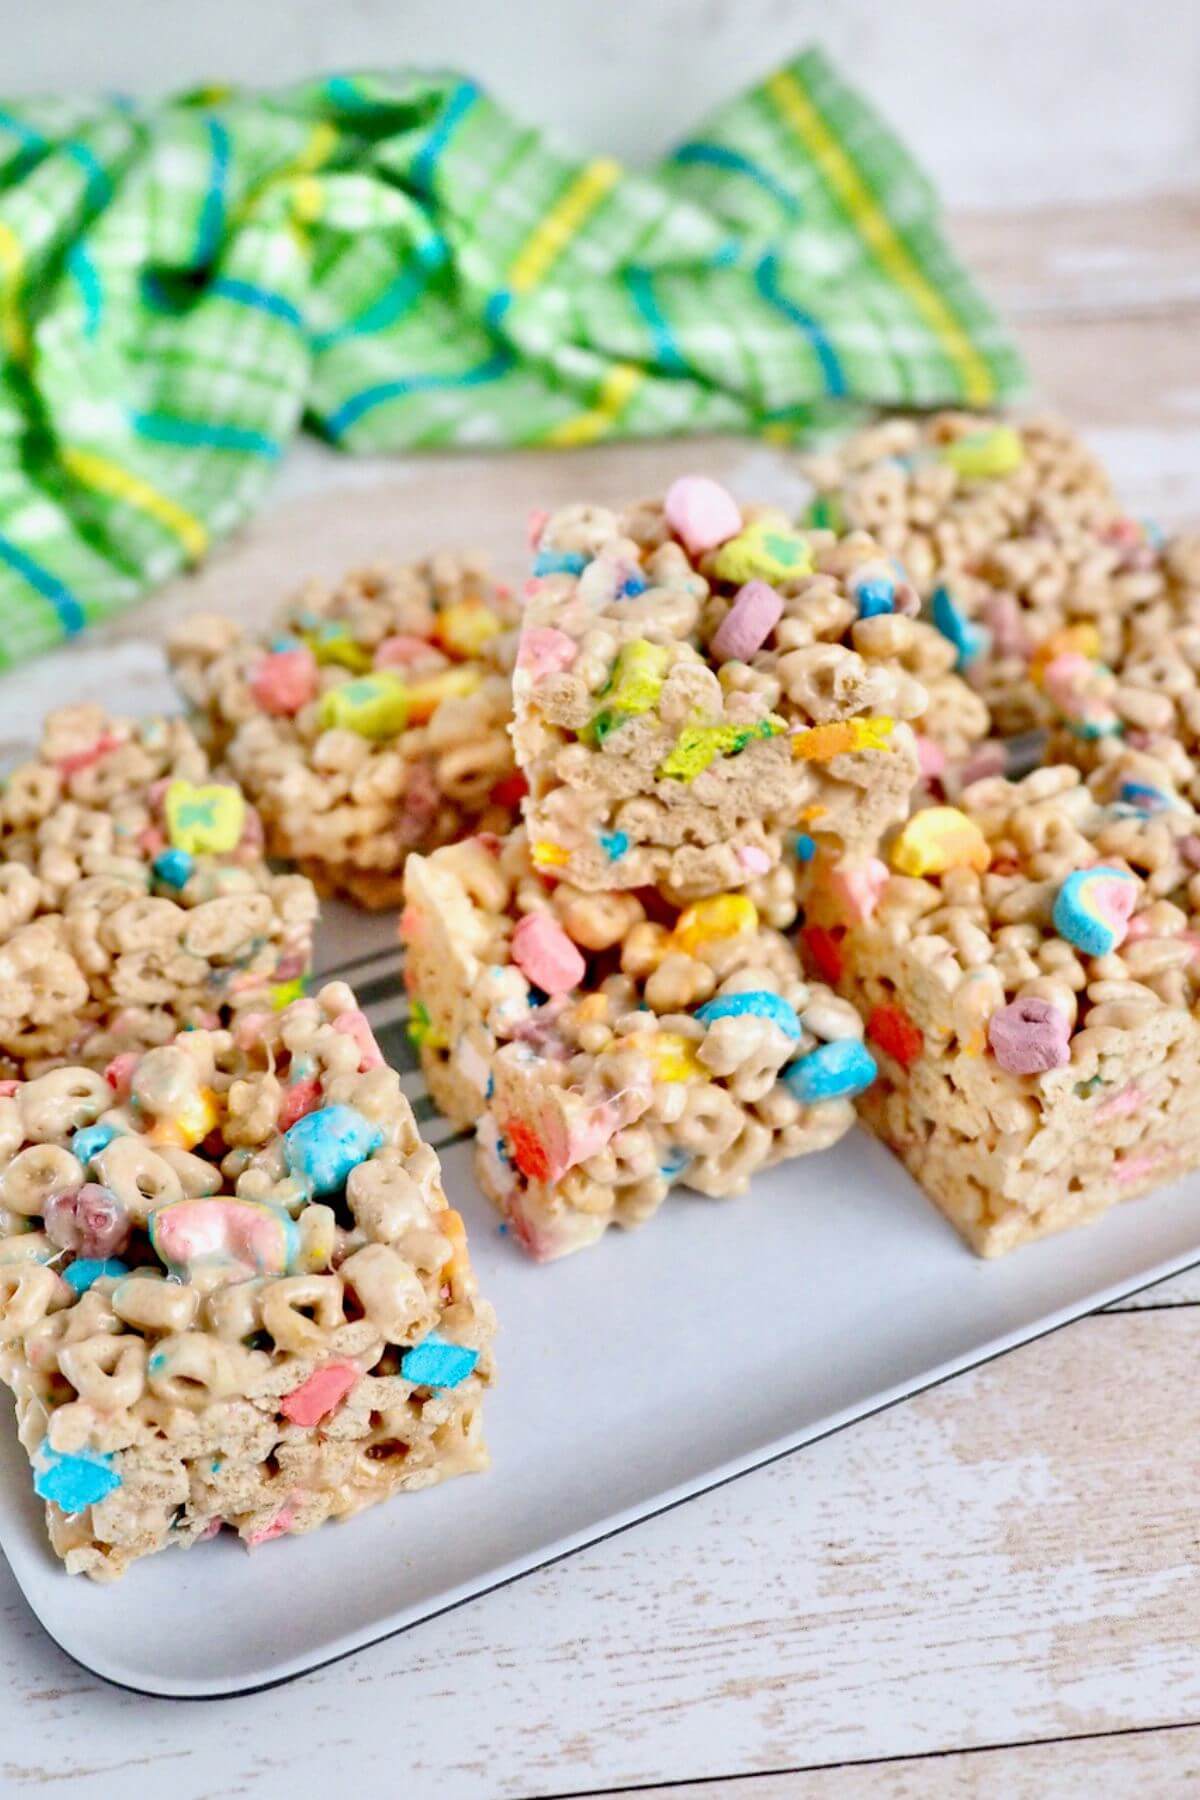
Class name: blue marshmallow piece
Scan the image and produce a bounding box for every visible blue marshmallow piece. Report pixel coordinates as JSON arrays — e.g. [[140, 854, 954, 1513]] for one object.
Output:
[[401, 1331, 479, 1389], [931, 585, 990, 669], [793, 833, 817, 863], [283, 1104, 384, 1195], [533, 548, 587, 578], [694, 989, 802, 1040], [784, 1039, 877, 1103], [854, 576, 896, 618], [33, 1440, 121, 1514], [63, 1257, 130, 1295], [599, 829, 630, 862], [71, 1120, 121, 1166], [1117, 781, 1173, 817], [153, 847, 195, 889], [1051, 865, 1138, 957]]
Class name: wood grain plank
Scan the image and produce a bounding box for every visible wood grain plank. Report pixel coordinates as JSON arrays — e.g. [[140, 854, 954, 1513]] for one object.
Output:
[[953, 193, 1200, 322], [596, 1720, 1200, 1799], [4, 1308, 1200, 1798]]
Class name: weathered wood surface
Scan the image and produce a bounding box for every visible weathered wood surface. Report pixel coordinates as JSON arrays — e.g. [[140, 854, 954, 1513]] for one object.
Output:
[[3, 195, 1200, 1798]]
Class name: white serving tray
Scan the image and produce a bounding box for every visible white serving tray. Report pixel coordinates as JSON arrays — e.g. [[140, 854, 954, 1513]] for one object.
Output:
[[2, 910, 1199, 1698]]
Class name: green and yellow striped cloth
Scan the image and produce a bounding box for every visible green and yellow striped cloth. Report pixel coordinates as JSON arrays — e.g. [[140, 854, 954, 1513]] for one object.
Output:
[[0, 48, 1023, 664]]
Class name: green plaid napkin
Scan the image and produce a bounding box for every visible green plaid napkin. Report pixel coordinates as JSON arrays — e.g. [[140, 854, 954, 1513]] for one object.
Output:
[[0, 48, 1023, 665]]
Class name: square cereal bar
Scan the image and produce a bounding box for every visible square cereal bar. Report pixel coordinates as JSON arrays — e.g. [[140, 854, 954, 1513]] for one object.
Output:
[[804, 761, 1200, 1255], [402, 831, 876, 1260], [0, 982, 494, 1579], [803, 413, 1164, 738], [0, 706, 317, 1077], [168, 553, 521, 909], [513, 481, 986, 899]]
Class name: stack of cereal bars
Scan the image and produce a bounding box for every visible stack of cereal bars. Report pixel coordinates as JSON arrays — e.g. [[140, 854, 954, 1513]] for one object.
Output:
[[403, 477, 987, 1258], [0, 663, 500, 1575], [799, 413, 1200, 1252], [404, 422, 1200, 1264]]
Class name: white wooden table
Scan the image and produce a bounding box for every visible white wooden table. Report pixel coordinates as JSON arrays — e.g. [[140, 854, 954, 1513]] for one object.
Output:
[[3, 195, 1200, 1799]]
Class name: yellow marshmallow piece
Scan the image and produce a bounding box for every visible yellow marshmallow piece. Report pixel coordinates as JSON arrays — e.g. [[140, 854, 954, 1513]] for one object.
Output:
[[938, 425, 1025, 480], [672, 893, 759, 956], [302, 627, 373, 674], [890, 806, 991, 877], [317, 672, 409, 739], [404, 664, 483, 722], [149, 1085, 220, 1150], [434, 601, 504, 659], [626, 1030, 703, 1083], [712, 519, 813, 586], [164, 780, 246, 856]]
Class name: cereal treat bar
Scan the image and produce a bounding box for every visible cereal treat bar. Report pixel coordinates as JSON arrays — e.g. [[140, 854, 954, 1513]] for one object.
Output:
[[0, 983, 494, 1579], [513, 477, 983, 900], [168, 554, 521, 909], [402, 831, 877, 1261], [1038, 531, 1200, 792], [803, 762, 1200, 1255], [803, 413, 1166, 738], [0, 706, 317, 1078]]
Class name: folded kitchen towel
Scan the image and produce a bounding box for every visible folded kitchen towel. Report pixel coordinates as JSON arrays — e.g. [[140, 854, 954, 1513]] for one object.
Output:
[[0, 48, 1023, 664]]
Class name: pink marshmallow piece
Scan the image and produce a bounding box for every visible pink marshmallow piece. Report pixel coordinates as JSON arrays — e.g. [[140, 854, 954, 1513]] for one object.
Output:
[[987, 995, 1071, 1075], [517, 625, 578, 679], [664, 475, 743, 556], [526, 508, 550, 551], [830, 857, 889, 925], [710, 579, 784, 663], [736, 844, 772, 876], [278, 1075, 322, 1131], [915, 735, 947, 780], [280, 1361, 361, 1428], [245, 1502, 298, 1548], [250, 647, 319, 717], [104, 1051, 140, 1100], [1096, 1084, 1142, 1122], [332, 1008, 385, 1071], [374, 634, 437, 670], [1114, 1150, 1161, 1185], [510, 911, 586, 996]]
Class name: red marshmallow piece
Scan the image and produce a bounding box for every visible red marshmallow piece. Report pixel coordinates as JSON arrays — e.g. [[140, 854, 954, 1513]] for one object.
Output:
[[250, 647, 318, 716], [866, 1004, 924, 1069], [280, 1361, 361, 1428]]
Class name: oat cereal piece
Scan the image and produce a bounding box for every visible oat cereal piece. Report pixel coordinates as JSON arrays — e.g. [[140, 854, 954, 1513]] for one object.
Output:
[[0, 983, 494, 1579], [802, 759, 1200, 1255], [0, 707, 317, 1078], [402, 829, 874, 1260], [804, 413, 1166, 738], [513, 485, 980, 900], [168, 555, 521, 908]]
